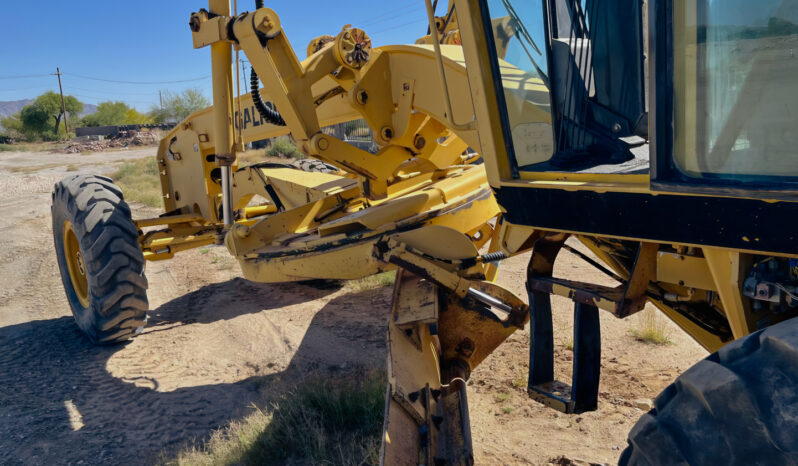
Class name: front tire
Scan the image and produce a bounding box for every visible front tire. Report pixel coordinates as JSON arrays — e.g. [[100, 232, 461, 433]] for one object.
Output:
[[291, 158, 339, 174], [620, 316, 798, 465], [52, 174, 148, 344]]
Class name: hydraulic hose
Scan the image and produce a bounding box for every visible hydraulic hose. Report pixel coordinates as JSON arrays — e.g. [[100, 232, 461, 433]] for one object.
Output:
[[250, 0, 286, 126]]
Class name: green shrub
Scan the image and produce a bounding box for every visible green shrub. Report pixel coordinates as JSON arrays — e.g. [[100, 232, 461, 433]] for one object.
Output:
[[266, 137, 303, 159]]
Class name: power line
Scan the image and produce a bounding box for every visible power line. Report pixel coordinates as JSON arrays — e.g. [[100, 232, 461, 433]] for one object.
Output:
[[63, 72, 211, 85], [359, 5, 423, 28], [378, 19, 426, 34], [354, 1, 422, 26], [0, 86, 53, 92], [0, 74, 52, 80], [58, 85, 163, 96], [69, 93, 155, 105], [361, 8, 425, 29]]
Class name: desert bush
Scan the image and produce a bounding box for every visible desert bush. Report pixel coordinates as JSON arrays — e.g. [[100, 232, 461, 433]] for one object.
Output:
[[266, 137, 303, 159]]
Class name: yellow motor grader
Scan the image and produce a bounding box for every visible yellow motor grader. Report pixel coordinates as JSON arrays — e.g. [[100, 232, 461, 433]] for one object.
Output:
[[52, 0, 798, 464]]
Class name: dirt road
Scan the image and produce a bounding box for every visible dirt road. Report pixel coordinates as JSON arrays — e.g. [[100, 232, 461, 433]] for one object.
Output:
[[0, 148, 708, 465]]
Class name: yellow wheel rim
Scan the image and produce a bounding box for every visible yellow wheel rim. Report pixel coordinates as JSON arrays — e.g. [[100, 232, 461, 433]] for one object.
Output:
[[63, 220, 90, 308]]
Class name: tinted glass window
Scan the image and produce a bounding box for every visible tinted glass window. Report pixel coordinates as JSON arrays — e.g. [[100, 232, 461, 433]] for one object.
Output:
[[485, 0, 555, 169], [673, 0, 798, 181]]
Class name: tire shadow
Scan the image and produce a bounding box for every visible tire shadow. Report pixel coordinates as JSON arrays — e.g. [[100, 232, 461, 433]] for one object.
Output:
[[0, 279, 391, 465]]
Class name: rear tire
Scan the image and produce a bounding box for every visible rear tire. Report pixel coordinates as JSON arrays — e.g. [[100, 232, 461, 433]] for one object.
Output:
[[52, 174, 148, 344], [291, 159, 339, 174], [620, 316, 798, 465]]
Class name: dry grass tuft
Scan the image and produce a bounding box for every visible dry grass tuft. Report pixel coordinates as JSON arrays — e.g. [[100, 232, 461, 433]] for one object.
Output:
[[629, 308, 673, 345], [170, 370, 385, 466], [0, 143, 20, 152], [7, 162, 78, 174], [236, 149, 300, 168], [347, 271, 396, 292], [236, 149, 270, 166], [0, 142, 47, 152], [110, 157, 163, 208]]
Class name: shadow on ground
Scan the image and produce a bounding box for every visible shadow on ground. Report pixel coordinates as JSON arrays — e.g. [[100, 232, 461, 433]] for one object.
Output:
[[0, 279, 391, 465]]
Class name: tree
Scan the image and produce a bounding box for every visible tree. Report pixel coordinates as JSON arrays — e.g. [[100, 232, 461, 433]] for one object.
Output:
[[0, 112, 26, 139], [149, 88, 210, 123], [123, 108, 153, 125], [30, 91, 83, 136], [82, 101, 153, 127], [82, 101, 129, 127], [0, 91, 82, 141]]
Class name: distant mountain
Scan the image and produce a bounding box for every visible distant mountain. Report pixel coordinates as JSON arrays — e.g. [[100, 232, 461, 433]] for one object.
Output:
[[0, 99, 30, 118], [0, 99, 97, 118]]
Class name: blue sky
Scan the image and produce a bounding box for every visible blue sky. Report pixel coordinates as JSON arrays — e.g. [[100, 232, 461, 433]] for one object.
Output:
[[0, 0, 431, 111]]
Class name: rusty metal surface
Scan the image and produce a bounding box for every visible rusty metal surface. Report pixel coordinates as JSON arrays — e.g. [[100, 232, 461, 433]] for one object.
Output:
[[393, 273, 438, 328], [618, 242, 658, 317], [526, 241, 658, 318]]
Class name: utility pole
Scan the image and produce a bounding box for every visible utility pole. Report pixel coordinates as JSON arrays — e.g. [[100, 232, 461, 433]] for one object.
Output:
[[55, 67, 69, 137], [159, 90, 163, 110]]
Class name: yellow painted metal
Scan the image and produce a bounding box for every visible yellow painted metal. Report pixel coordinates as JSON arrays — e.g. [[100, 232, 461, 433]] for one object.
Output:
[[382, 271, 443, 464], [649, 299, 726, 352], [227, 165, 500, 283], [208, 0, 236, 226], [63, 220, 89, 308], [208, 0, 234, 160], [704, 249, 756, 340], [134, 214, 206, 229], [454, 0, 515, 185], [657, 252, 717, 292], [232, 165, 356, 211], [242, 204, 277, 218]]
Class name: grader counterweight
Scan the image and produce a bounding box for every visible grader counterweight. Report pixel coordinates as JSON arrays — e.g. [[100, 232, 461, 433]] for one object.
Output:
[[51, 0, 798, 464]]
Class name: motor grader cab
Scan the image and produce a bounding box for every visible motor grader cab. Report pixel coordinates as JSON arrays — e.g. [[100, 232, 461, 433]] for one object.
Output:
[[51, 0, 798, 464], [450, 0, 798, 463]]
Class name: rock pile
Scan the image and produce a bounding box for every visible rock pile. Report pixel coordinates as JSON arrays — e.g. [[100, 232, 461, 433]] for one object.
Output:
[[57, 130, 161, 154]]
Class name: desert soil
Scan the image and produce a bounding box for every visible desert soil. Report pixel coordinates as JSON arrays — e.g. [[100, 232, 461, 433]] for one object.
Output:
[[0, 148, 708, 465]]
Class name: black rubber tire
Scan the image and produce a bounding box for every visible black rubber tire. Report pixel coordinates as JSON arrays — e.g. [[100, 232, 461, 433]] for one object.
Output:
[[52, 174, 148, 344], [620, 316, 798, 465]]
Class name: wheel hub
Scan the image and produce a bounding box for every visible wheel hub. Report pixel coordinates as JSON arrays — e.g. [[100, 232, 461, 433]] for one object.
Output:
[[63, 220, 90, 308]]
